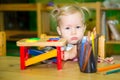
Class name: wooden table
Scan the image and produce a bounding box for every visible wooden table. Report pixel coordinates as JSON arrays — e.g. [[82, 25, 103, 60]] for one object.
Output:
[[0, 56, 120, 80], [16, 38, 67, 70]]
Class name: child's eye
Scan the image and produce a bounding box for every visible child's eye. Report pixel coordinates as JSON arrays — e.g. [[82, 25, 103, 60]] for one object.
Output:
[[65, 27, 70, 30], [76, 26, 80, 28]]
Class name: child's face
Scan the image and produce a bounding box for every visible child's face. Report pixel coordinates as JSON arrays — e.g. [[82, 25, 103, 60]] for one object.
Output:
[[57, 12, 86, 44]]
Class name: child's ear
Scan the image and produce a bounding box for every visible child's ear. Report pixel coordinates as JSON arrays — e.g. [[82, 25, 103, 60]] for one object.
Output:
[[57, 26, 62, 35]]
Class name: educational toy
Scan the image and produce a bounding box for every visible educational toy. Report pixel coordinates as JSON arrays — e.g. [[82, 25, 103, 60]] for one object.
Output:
[[16, 38, 67, 70]]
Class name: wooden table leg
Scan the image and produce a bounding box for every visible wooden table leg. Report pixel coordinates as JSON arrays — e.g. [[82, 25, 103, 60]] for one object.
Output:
[[56, 46, 62, 70]]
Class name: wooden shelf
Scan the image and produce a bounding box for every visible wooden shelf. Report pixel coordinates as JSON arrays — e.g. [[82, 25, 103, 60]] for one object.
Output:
[[106, 41, 120, 44], [5, 30, 37, 41], [0, 3, 43, 41], [101, 7, 120, 10], [0, 4, 37, 11], [101, 7, 120, 45]]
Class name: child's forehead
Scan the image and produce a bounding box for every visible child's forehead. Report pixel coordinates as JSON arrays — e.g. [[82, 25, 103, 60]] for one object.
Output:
[[60, 12, 84, 22], [57, 9, 85, 25], [59, 19, 84, 27], [61, 10, 83, 16]]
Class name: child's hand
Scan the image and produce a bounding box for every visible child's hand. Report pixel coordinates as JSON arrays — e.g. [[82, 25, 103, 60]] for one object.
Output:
[[62, 51, 70, 61], [62, 45, 77, 61]]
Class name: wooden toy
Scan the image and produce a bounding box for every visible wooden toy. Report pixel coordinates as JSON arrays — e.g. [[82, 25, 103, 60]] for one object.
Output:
[[16, 37, 67, 70]]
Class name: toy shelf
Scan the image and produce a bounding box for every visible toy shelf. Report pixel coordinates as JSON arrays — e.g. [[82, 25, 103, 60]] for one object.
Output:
[[100, 7, 120, 45], [0, 3, 42, 41]]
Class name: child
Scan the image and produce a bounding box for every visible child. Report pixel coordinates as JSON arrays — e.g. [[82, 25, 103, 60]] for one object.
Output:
[[51, 4, 90, 61]]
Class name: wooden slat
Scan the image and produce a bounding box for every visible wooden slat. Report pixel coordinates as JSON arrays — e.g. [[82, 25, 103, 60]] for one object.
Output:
[[0, 4, 37, 11], [36, 3, 42, 37], [16, 38, 67, 47], [106, 41, 120, 44], [56, 2, 100, 9], [0, 12, 4, 31], [5, 30, 37, 41], [101, 8, 120, 10], [0, 31, 6, 56]]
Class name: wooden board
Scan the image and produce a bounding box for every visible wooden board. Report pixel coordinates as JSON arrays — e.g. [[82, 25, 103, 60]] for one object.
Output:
[[16, 38, 67, 47]]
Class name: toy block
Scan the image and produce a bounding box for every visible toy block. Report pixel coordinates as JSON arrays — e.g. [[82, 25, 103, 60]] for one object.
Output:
[[25, 38, 40, 42], [25, 49, 57, 66], [28, 49, 45, 56], [28, 48, 57, 62]]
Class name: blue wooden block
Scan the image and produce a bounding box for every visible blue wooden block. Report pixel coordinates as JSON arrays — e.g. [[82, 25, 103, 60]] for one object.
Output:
[[28, 49, 45, 56]]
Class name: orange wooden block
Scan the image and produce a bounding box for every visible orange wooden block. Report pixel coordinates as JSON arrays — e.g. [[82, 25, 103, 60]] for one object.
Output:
[[25, 49, 57, 66]]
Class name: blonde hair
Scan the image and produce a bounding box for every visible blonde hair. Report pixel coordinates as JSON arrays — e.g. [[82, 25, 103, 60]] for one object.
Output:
[[51, 4, 90, 24]]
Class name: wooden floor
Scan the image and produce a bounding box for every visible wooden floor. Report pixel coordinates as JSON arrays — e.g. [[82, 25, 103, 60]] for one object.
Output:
[[0, 56, 120, 80]]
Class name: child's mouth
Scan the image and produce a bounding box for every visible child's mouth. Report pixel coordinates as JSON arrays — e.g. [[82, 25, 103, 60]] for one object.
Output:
[[71, 37, 78, 40]]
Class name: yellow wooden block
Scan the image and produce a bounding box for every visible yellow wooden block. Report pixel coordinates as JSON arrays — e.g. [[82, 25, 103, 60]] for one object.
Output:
[[25, 49, 57, 66]]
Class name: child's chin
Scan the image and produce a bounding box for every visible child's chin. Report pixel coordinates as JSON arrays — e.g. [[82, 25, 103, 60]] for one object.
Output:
[[69, 41, 77, 45]]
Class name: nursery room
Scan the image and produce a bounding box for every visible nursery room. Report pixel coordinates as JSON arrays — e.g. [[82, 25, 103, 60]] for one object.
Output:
[[0, 0, 120, 80]]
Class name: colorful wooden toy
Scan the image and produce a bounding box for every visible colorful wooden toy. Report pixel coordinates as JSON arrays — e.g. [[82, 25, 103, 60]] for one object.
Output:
[[16, 37, 67, 70]]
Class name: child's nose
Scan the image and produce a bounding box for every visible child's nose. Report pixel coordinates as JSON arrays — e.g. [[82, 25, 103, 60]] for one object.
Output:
[[71, 29, 76, 35]]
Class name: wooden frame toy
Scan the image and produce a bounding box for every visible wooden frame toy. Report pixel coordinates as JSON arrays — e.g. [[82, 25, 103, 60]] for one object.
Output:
[[16, 37, 67, 70]]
